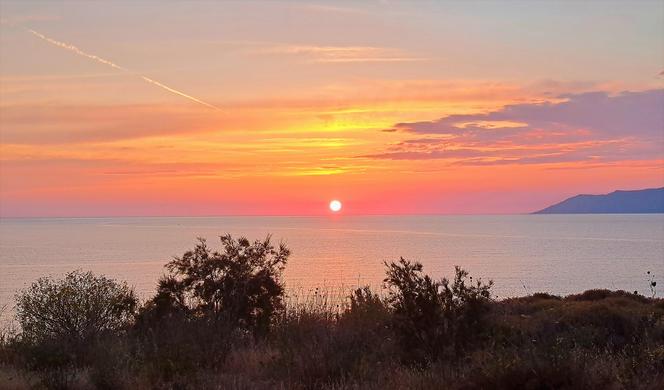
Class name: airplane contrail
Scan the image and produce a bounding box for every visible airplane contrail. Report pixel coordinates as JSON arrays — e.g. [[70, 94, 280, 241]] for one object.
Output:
[[26, 28, 220, 110], [139, 75, 219, 110]]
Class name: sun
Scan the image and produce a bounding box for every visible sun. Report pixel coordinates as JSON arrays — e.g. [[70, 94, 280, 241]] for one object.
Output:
[[329, 200, 342, 212]]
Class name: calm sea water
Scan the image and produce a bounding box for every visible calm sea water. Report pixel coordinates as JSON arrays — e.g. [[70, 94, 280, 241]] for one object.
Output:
[[1, 215, 663, 319]]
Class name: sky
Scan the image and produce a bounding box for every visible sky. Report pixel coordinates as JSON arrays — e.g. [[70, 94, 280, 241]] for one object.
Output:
[[0, 0, 663, 217]]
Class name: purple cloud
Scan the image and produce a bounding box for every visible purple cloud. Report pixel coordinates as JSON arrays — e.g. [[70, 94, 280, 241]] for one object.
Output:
[[396, 89, 663, 137]]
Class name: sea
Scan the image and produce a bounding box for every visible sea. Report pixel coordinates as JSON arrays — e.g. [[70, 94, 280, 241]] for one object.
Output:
[[1, 215, 663, 322]]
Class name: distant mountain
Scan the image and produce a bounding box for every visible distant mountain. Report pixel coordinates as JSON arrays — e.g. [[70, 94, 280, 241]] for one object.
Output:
[[534, 187, 664, 214]]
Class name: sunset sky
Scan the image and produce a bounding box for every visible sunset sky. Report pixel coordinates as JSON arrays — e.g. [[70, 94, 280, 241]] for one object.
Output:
[[1, 1, 663, 217]]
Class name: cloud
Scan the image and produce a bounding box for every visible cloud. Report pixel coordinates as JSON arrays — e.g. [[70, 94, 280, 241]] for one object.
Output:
[[0, 157, 225, 177], [256, 45, 425, 63], [0, 79, 540, 145], [362, 89, 664, 165], [395, 89, 663, 138], [0, 104, 229, 144], [292, 3, 369, 16]]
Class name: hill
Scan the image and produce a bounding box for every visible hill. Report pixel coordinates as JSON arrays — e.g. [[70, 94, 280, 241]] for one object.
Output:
[[534, 187, 664, 214]]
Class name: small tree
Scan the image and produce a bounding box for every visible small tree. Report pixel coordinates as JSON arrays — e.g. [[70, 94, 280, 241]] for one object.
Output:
[[15, 270, 137, 344], [384, 259, 493, 364], [148, 234, 289, 335]]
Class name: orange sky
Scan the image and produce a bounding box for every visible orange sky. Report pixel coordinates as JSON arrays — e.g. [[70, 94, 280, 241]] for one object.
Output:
[[1, 1, 663, 217]]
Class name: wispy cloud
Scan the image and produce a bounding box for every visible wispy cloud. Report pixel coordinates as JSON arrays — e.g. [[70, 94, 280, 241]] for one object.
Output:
[[292, 3, 369, 16], [257, 45, 425, 63], [0, 104, 220, 144]]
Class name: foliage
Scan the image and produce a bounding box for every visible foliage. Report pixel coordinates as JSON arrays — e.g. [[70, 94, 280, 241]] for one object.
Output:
[[344, 286, 390, 328], [130, 235, 290, 382], [12, 270, 136, 389], [383, 258, 493, 364], [143, 234, 290, 336], [15, 270, 137, 345]]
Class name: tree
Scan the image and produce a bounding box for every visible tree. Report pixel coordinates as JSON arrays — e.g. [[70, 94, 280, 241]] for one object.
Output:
[[147, 234, 289, 335], [15, 270, 137, 344]]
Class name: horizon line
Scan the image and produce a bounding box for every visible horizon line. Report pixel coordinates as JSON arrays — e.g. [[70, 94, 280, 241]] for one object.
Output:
[[0, 211, 536, 220], [6, 212, 664, 220]]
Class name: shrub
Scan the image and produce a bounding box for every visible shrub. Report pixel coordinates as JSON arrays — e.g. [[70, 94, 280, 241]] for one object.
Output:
[[13, 270, 136, 389], [464, 347, 620, 390], [384, 259, 493, 364], [15, 270, 137, 345], [567, 289, 650, 303], [344, 286, 390, 329], [337, 287, 393, 377]]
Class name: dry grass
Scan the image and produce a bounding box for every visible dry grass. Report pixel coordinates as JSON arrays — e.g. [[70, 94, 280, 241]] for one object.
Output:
[[0, 365, 32, 390]]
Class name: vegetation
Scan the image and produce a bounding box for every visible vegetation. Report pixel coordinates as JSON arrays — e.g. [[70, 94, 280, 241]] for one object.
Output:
[[384, 259, 493, 364], [10, 271, 137, 389], [0, 235, 662, 389], [15, 270, 137, 344], [143, 235, 289, 335]]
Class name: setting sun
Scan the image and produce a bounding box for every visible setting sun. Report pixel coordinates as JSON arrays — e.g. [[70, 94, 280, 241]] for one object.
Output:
[[329, 200, 342, 212]]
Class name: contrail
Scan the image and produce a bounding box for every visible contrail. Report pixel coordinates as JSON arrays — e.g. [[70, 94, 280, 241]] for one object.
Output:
[[27, 29, 129, 71], [26, 28, 220, 110], [139, 75, 219, 110]]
